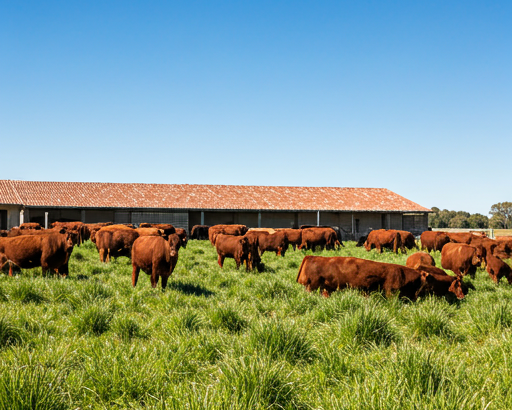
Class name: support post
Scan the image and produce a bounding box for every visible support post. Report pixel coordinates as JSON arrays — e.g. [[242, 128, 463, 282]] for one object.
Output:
[[352, 213, 355, 234], [317, 211, 320, 226], [258, 212, 261, 228], [19, 209, 24, 225], [201, 211, 204, 225], [45, 212, 48, 229]]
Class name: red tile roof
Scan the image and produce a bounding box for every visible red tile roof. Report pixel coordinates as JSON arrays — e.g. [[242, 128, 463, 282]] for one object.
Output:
[[0, 180, 431, 212]]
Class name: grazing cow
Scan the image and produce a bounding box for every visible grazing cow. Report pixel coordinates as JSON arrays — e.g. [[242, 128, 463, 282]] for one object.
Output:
[[300, 225, 343, 244], [208, 224, 248, 245], [0, 232, 75, 276], [397, 230, 418, 251], [215, 234, 249, 270], [135, 228, 164, 237], [241, 231, 262, 271], [411, 264, 466, 299], [296, 256, 464, 299], [131, 235, 179, 289], [355, 235, 368, 247], [406, 252, 436, 269], [138, 223, 176, 237], [95, 227, 139, 262], [174, 228, 188, 249], [299, 227, 342, 251], [278, 228, 302, 251], [190, 225, 210, 240], [254, 230, 289, 257], [364, 229, 403, 254], [441, 243, 483, 279], [420, 231, 450, 252], [446, 232, 474, 245]]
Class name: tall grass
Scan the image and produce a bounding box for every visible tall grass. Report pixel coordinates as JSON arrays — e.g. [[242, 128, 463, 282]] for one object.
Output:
[[0, 239, 512, 408]]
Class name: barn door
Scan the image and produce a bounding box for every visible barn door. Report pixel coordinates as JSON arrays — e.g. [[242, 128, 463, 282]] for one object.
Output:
[[0, 210, 7, 230]]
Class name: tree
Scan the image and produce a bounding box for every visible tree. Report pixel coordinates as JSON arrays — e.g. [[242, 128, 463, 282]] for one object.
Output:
[[449, 214, 469, 228], [489, 202, 512, 229], [489, 213, 507, 229], [468, 213, 489, 229]]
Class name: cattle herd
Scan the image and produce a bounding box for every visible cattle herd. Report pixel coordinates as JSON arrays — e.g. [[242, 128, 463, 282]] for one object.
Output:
[[1, 222, 511, 301]]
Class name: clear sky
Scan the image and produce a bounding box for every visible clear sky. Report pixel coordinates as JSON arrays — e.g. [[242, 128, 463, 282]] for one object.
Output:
[[1, 1, 510, 215]]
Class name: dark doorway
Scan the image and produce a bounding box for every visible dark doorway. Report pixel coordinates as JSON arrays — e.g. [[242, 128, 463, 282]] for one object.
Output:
[[0, 210, 7, 230]]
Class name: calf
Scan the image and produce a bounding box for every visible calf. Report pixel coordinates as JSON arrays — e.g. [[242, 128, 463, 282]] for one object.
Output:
[[485, 244, 512, 284], [131, 235, 179, 289]]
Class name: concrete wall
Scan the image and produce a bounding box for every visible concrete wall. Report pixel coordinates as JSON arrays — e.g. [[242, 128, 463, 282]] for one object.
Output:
[[0, 205, 22, 229]]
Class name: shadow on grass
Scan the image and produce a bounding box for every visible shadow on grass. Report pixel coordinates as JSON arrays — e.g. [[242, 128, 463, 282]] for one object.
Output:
[[169, 281, 215, 297]]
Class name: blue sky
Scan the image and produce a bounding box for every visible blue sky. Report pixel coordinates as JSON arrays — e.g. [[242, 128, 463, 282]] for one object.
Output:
[[1, 1, 510, 215]]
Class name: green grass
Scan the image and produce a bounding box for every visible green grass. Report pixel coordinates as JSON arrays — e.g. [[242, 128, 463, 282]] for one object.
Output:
[[1, 239, 512, 409]]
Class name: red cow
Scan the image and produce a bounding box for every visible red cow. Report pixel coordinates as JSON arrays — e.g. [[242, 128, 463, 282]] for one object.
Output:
[[406, 252, 436, 269], [441, 243, 483, 279], [95, 227, 139, 262], [215, 234, 249, 270], [242, 231, 262, 271], [420, 231, 450, 252], [131, 235, 179, 289], [256, 231, 289, 257], [364, 229, 403, 254], [174, 228, 188, 249], [208, 224, 248, 246], [485, 243, 512, 284], [397, 230, 418, 251], [296, 256, 464, 299], [0, 232, 74, 276], [278, 229, 302, 251], [299, 227, 341, 251]]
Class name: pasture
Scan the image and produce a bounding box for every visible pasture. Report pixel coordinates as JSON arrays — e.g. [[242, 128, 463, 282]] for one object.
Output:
[[1, 240, 512, 409]]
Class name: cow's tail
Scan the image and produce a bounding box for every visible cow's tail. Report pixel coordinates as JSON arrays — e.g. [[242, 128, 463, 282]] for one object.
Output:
[[394, 232, 402, 254], [296, 256, 310, 282]]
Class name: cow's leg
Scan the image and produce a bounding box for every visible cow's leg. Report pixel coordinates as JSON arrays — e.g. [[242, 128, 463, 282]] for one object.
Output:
[[9, 263, 13, 277], [106, 249, 111, 263], [132, 265, 140, 287], [218, 255, 224, 268], [99, 249, 105, 263], [150, 274, 159, 288], [160, 275, 169, 289], [58, 262, 69, 278]]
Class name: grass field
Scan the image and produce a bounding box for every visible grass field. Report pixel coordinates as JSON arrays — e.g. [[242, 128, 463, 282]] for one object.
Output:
[[1, 240, 512, 409]]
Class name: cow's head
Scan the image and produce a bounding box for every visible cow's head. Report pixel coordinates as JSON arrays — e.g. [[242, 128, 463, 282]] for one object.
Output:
[[168, 234, 181, 255], [65, 233, 75, 253], [472, 248, 483, 266], [448, 278, 465, 300]]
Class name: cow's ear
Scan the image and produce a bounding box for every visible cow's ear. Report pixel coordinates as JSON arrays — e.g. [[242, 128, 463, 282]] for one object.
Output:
[[420, 270, 431, 282], [59, 228, 66, 234]]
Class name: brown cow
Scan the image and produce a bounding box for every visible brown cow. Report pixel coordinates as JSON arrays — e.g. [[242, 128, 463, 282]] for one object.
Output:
[[241, 231, 262, 271], [396, 230, 418, 251], [364, 229, 403, 254], [485, 243, 512, 284], [278, 228, 302, 251], [0, 232, 74, 276], [135, 228, 164, 237], [256, 231, 289, 257], [51, 221, 91, 245], [131, 235, 179, 289], [190, 225, 210, 240], [406, 252, 436, 269], [296, 256, 464, 299], [299, 227, 341, 251], [19, 222, 42, 230], [215, 234, 249, 270], [420, 231, 450, 252], [209, 224, 248, 246], [411, 264, 466, 299], [441, 243, 483, 279], [138, 223, 176, 237], [95, 227, 139, 262], [174, 228, 188, 249]]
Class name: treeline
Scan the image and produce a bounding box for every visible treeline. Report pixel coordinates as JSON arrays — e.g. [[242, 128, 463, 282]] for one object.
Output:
[[429, 202, 512, 229]]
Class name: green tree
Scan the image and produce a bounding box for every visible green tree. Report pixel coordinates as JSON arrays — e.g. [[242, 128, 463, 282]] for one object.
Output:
[[449, 214, 469, 228], [489, 213, 507, 229], [468, 213, 489, 229], [489, 202, 512, 229]]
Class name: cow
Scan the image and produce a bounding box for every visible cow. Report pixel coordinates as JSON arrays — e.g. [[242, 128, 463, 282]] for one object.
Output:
[[410, 264, 466, 299], [355, 235, 368, 247], [441, 243, 483, 280], [0, 232, 75, 277], [396, 230, 418, 251], [278, 228, 302, 251], [420, 231, 450, 252], [406, 252, 436, 269], [485, 243, 512, 284], [446, 232, 475, 245], [208, 224, 248, 246], [254, 230, 289, 257], [190, 225, 210, 240], [493, 238, 512, 260], [300, 225, 343, 245], [131, 235, 180, 289], [174, 228, 188, 249], [51, 221, 91, 245], [19, 222, 42, 230], [135, 228, 164, 237], [299, 227, 342, 251], [95, 227, 139, 262], [296, 256, 464, 300], [241, 231, 262, 271], [364, 229, 403, 254], [215, 233, 249, 270], [138, 223, 176, 237]]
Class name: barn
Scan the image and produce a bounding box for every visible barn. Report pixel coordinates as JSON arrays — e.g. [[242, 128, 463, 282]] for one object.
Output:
[[0, 180, 431, 238]]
